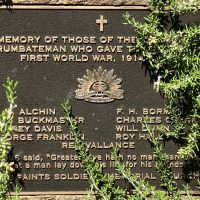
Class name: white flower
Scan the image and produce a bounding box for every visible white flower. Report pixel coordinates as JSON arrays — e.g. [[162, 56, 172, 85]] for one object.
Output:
[[154, 75, 162, 92]]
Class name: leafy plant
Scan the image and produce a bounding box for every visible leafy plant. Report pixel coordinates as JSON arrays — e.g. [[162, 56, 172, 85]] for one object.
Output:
[[62, 100, 128, 200], [0, 78, 20, 200], [124, 0, 200, 160], [0, 0, 12, 5], [123, 0, 200, 197], [63, 100, 168, 200], [63, 0, 200, 199], [142, 117, 180, 199], [63, 100, 182, 200]]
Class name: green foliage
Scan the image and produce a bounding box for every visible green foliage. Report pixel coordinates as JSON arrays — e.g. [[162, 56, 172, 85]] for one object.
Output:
[[63, 100, 186, 200], [148, 0, 199, 13], [62, 0, 200, 199], [0, 0, 12, 5], [0, 78, 20, 200], [62, 100, 127, 200], [123, 0, 200, 197], [112, 148, 155, 200], [63, 101, 171, 200], [124, 0, 200, 160], [143, 117, 179, 199]]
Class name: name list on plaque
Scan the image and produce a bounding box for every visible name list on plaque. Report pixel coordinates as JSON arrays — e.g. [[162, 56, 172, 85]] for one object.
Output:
[[0, 8, 199, 192]]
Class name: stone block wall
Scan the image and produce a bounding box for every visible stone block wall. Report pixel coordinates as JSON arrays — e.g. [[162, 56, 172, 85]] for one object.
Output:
[[10, 0, 147, 5]]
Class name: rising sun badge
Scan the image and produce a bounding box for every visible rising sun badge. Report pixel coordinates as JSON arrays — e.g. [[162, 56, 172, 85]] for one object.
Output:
[[75, 66, 124, 103]]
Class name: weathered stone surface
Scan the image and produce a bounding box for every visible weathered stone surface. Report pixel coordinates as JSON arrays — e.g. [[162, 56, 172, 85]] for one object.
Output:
[[9, 0, 147, 5]]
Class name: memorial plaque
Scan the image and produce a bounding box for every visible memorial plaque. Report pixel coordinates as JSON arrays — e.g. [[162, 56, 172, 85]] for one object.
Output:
[[0, 6, 199, 194]]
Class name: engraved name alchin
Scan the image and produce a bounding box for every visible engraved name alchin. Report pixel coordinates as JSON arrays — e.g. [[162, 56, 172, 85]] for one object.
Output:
[[75, 66, 124, 103]]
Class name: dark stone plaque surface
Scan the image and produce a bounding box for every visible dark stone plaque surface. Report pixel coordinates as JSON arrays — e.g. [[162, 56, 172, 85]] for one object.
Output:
[[0, 7, 199, 193]]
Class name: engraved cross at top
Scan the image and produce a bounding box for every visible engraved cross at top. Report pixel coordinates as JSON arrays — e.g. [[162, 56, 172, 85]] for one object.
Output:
[[96, 15, 107, 32]]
